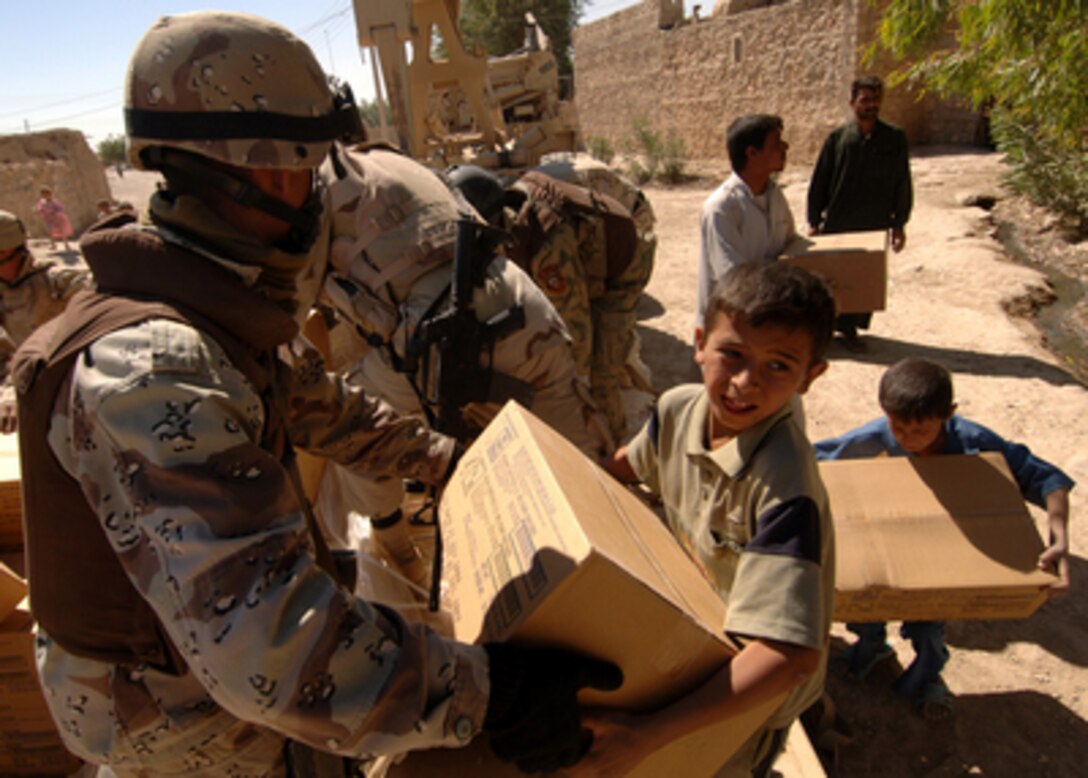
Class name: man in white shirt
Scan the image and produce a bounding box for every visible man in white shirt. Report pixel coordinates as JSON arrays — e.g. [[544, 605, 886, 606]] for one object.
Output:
[[696, 114, 797, 335]]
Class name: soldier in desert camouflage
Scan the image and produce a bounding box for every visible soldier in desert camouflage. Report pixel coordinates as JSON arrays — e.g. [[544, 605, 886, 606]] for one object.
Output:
[[450, 166, 654, 443], [14, 12, 618, 777], [0, 209, 88, 432], [313, 145, 613, 563]]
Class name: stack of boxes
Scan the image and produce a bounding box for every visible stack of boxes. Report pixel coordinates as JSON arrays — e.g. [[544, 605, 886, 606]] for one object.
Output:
[[0, 434, 82, 775]]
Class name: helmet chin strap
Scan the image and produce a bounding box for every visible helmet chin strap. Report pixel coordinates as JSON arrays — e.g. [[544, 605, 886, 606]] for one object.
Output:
[[143, 146, 324, 253]]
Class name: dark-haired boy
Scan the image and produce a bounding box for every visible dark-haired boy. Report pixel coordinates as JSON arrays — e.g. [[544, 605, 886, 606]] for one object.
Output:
[[696, 114, 798, 334], [815, 357, 1073, 719], [575, 262, 836, 777]]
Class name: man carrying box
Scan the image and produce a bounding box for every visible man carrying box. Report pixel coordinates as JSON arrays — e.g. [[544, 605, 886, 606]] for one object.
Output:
[[806, 75, 913, 350]]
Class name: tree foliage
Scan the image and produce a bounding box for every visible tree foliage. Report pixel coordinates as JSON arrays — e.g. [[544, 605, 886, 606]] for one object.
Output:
[[624, 118, 687, 185], [871, 0, 1088, 231], [96, 134, 126, 166], [358, 98, 385, 128], [459, 0, 585, 83]]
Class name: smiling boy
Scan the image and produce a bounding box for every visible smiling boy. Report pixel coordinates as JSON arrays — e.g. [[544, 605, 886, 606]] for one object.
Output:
[[577, 262, 836, 778]]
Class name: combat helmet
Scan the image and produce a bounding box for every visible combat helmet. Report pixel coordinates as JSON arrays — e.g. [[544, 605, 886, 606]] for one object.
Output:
[[0, 210, 27, 252], [124, 12, 364, 248], [446, 165, 507, 225]]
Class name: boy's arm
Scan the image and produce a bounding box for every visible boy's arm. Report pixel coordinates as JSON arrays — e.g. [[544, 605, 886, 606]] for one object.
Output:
[[977, 422, 1075, 508], [570, 638, 821, 777], [1040, 488, 1071, 593], [812, 418, 890, 461], [604, 444, 639, 484]]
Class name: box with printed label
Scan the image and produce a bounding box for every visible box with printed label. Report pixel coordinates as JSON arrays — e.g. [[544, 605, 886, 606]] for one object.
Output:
[[387, 402, 784, 776]]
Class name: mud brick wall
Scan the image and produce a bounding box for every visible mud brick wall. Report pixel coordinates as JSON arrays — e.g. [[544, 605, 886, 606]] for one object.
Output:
[[0, 130, 111, 239], [574, 0, 980, 167]]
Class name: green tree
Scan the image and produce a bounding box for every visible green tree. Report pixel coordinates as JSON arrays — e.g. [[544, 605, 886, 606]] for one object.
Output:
[[872, 0, 1088, 231], [358, 98, 386, 128], [97, 134, 126, 166], [459, 0, 585, 84]]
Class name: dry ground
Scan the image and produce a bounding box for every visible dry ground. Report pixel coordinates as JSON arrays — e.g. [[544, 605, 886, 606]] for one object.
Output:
[[104, 152, 1088, 777], [638, 148, 1088, 778]]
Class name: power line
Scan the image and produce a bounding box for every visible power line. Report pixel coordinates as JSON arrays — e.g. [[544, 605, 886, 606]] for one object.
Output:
[[9, 101, 122, 135], [0, 87, 119, 120], [301, 4, 353, 36]]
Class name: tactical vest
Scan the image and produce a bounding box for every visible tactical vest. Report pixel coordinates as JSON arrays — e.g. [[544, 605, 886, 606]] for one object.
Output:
[[507, 171, 638, 287], [13, 225, 335, 672], [322, 144, 461, 346]]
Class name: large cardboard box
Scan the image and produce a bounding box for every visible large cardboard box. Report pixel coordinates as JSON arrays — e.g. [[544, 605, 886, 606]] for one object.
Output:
[[780, 231, 887, 314], [824, 452, 1057, 623], [0, 434, 22, 552], [0, 571, 82, 775], [392, 402, 782, 775]]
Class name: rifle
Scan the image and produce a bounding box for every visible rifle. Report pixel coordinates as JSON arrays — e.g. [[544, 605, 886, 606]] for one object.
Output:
[[412, 219, 536, 441]]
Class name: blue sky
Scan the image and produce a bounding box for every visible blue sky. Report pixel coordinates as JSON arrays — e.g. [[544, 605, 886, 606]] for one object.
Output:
[[3, 0, 646, 147]]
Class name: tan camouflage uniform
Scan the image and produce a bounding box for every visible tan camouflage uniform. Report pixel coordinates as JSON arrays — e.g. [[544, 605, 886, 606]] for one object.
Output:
[[24, 12, 495, 773], [33, 225, 490, 776], [534, 159, 658, 396], [318, 145, 611, 520], [0, 247, 89, 397], [506, 170, 655, 443]]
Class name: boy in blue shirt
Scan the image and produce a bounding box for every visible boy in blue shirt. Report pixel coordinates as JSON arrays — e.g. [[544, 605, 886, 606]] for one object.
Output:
[[573, 262, 836, 778], [815, 357, 1073, 719]]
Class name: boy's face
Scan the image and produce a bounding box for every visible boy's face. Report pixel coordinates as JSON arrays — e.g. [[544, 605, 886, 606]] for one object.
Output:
[[695, 311, 827, 442], [886, 413, 950, 456], [747, 128, 789, 175]]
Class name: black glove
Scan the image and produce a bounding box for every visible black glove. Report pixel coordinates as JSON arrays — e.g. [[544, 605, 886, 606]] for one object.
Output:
[[483, 642, 624, 774]]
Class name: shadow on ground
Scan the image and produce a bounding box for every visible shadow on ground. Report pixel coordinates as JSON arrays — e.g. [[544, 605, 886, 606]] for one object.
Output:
[[943, 555, 1088, 667], [827, 333, 1081, 388], [823, 652, 1086, 777]]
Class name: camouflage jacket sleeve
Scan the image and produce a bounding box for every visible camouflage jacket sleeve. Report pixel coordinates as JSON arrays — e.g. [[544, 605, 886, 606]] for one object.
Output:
[[279, 334, 456, 484], [44, 257, 91, 301], [51, 318, 489, 758]]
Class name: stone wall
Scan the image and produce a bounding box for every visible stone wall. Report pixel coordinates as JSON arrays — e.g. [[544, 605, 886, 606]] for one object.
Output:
[[573, 0, 980, 167], [0, 130, 111, 239]]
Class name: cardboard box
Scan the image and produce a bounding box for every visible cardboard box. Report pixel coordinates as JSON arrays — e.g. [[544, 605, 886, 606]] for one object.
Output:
[[0, 433, 22, 552], [780, 231, 887, 313], [402, 402, 782, 774], [823, 452, 1057, 623], [0, 588, 82, 776]]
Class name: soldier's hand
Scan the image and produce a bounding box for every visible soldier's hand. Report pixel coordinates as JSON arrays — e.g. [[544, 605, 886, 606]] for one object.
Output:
[[483, 643, 623, 774]]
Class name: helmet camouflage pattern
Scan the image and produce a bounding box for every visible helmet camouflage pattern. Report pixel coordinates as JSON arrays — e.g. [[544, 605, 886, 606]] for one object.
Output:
[[125, 11, 360, 171], [0, 210, 27, 251]]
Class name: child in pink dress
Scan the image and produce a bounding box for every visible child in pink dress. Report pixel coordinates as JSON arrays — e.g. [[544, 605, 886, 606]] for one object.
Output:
[[34, 187, 73, 250]]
